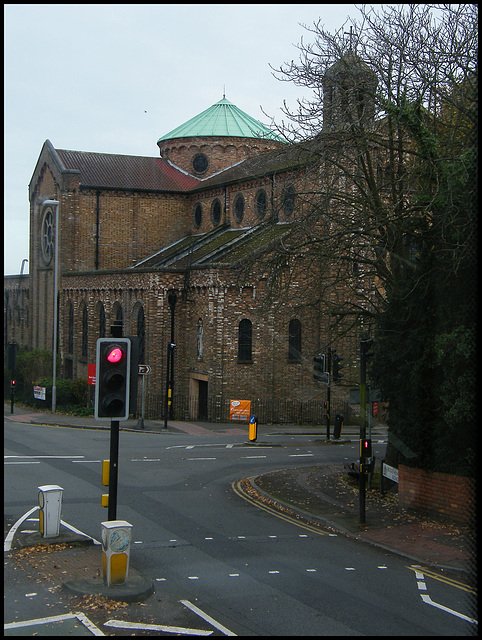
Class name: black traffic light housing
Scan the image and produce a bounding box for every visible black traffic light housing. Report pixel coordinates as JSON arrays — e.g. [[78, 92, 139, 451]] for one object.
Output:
[[360, 438, 372, 461], [95, 338, 131, 421], [332, 351, 345, 383], [313, 354, 326, 381]]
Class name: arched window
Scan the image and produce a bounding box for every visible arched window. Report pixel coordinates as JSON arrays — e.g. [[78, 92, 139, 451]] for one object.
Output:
[[282, 184, 296, 217], [81, 304, 88, 357], [255, 189, 267, 219], [211, 198, 222, 226], [193, 202, 203, 228], [288, 319, 302, 362], [233, 193, 245, 224], [68, 303, 74, 354], [238, 319, 252, 363], [137, 305, 145, 364], [98, 303, 106, 338]]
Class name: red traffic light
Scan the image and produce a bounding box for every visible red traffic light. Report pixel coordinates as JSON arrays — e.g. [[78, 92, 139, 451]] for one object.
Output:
[[106, 347, 124, 364]]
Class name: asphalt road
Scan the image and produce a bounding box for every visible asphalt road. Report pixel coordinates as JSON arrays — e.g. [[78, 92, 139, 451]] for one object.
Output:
[[4, 421, 473, 635]]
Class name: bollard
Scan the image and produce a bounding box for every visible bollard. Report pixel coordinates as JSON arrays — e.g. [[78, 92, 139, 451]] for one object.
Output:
[[38, 485, 63, 538], [101, 520, 132, 586], [249, 415, 258, 442]]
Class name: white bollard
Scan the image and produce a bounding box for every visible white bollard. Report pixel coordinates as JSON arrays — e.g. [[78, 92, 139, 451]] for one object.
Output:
[[38, 485, 63, 538], [101, 520, 132, 586]]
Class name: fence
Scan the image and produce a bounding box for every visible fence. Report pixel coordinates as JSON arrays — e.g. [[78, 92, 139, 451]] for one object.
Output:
[[143, 392, 355, 426]]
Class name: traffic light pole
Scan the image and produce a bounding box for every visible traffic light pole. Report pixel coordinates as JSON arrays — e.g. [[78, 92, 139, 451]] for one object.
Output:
[[359, 338, 373, 525], [107, 419, 119, 521], [326, 347, 331, 440]]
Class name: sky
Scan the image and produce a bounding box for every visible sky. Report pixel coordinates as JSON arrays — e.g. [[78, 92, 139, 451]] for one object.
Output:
[[5, 3, 362, 276]]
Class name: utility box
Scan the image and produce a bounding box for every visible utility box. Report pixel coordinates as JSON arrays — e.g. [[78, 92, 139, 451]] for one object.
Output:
[[38, 485, 63, 538], [101, 520, 132, 586]]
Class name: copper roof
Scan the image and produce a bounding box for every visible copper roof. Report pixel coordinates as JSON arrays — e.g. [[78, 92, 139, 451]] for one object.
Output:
[[55, 148, 200, 192]]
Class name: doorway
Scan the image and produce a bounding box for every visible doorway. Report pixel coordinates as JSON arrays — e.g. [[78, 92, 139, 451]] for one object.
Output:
[[198, 380, 208, 421]]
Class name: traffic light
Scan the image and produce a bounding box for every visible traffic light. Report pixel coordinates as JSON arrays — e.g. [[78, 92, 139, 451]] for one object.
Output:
[[332, 352, 344, 383], [10, 379, 16, 390], [313, 354, 326, 381], [95, 338, 131, 421], [360, 438, 372, 461], [360, 338, 374, 365]]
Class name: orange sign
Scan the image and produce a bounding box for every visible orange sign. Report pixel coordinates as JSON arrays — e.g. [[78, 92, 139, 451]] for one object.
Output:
[[229, 399, 251, 421]]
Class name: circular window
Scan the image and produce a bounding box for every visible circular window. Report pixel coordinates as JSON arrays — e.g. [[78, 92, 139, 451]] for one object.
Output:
[[192, 153, 209, 174], [211, 198, 222, 226], [255, 189, 267, 219], [193, 202, 203, 228], [233, 193, 245, 224], [282, 184, 296, 216], [41, 208, 54, 265]]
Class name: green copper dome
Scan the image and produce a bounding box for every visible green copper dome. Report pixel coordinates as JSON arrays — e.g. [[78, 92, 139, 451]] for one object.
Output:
[[158, 97, 284, 143]]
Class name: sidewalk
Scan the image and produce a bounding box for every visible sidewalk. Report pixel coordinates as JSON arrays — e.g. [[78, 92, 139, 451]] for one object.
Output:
[[5, 403, 476, 593]]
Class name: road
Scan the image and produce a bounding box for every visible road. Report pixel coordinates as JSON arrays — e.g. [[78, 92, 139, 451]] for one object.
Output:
[[4, 420, 473, 635]]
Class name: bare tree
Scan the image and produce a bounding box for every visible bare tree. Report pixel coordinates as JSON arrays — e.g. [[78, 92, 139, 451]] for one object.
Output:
[[249, 4, 477, 334]]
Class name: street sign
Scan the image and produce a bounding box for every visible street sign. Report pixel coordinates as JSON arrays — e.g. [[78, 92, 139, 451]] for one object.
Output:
[[138, 364, 151, 375]]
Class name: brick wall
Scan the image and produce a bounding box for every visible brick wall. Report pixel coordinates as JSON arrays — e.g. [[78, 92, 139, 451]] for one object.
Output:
[[399, 464, 475, 524]]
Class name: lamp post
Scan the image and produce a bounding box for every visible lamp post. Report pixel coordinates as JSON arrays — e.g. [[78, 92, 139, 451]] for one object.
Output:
[[163, 292, 177, 429], [42, 200, 60, 413]]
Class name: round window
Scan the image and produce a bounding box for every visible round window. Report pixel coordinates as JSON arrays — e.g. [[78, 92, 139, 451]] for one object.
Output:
[[192, 153, 209, 174], [233, 194, 245, 224], [193, 202, 203, 228], [41, 208, 54, 265]]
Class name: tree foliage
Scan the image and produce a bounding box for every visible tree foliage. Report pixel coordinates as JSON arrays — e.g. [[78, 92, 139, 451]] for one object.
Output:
[[261, 4, 477, 474]]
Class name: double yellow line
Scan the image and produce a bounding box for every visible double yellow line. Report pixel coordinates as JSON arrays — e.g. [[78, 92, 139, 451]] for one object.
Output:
[[231, 478, 328, 536]]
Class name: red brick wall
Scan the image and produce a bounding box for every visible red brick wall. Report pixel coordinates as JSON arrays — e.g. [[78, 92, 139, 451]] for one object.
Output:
[[399, 464, 475, 524]]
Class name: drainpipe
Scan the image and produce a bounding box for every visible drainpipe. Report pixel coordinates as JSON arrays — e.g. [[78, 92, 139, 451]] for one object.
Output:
[[95, 190, 100, 270]]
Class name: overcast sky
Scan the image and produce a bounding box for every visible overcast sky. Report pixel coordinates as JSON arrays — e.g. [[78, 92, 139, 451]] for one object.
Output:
[[5, 3, 365, 275]]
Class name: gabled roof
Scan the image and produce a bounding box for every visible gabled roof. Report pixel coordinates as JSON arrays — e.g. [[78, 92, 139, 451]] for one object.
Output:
[[157, 97, 284, 143], [54, 148, 200, 192]]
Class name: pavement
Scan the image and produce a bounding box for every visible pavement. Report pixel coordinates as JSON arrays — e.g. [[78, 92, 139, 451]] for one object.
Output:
[[4, 402, 477, 608]]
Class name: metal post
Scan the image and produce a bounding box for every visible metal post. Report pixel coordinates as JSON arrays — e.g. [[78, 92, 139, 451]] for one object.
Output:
[[359, 339, 368, 524], [326, 347, 331, 439], [42, 200, 60, 413], [168, 292, 177, 419], [164, 343, 171, 430], [108, 420, 120, 521]]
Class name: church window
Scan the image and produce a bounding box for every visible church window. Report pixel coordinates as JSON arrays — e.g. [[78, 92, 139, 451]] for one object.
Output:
[[282, 184, 296, 216], [193, 202, 203, 228], [192, 153, 209, 174], [41, 208, 54, 265], [137, 306, 145, 363], [233, 193, 245, 224], [211, 198, 222, 227], [116, 305, 123, 323], [238, 319, 252, 363], [99, 304, 106, 338], [288, 319, 302, 361], [68, 303, 74, 354], [255, 189, 267, 219], [81, 304, 88, 357]]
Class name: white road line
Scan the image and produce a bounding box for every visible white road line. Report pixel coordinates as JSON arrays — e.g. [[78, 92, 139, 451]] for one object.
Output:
[[104, 620, 212, 635], [4, 613, 104, 635], [188, 457, 216, 461], [288, 453, 314, 457], [180, 600, 237, 636], [4, 506, 38, 552], [420, 594, 477, 624], [4, 461, 40, 465], [4, 455, 84, 459]]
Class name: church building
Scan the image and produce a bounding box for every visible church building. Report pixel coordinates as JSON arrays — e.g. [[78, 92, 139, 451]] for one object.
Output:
[[5, 54, 379, 424]]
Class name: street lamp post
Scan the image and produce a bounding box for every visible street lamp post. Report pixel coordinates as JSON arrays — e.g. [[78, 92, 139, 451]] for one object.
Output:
[[42, 200, 60, 413]]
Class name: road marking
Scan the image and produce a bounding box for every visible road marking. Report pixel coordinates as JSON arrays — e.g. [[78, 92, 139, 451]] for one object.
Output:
[[288, 453, 314, 457], [4, 455, 84, 459], [4, 461, 40, 465], [241, 455, 267, 459], [4, 506, 38, 552], [409, 565, 477, 624], [4, 613, 104, 635], [181, 600, 237, 636], [408, 565, 476, 594], [188, 457, 216, 461], [269, 570, 280, 574], [104, 619, 212, 635], [232, 479, 328, 537]]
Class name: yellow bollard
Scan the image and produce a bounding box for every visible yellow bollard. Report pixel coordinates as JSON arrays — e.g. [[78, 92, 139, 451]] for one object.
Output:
[[249, 415, 258, 442]]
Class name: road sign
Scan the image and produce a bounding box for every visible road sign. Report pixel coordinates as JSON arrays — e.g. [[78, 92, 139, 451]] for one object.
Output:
[[138, 364, 151, 375]]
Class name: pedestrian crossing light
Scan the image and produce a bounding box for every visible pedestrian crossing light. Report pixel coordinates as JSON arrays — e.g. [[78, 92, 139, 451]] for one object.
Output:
[[95, 338, 131, 421]]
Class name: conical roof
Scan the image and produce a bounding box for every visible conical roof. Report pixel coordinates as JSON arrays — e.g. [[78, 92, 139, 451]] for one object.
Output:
[[158, 97, 284, 143]]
